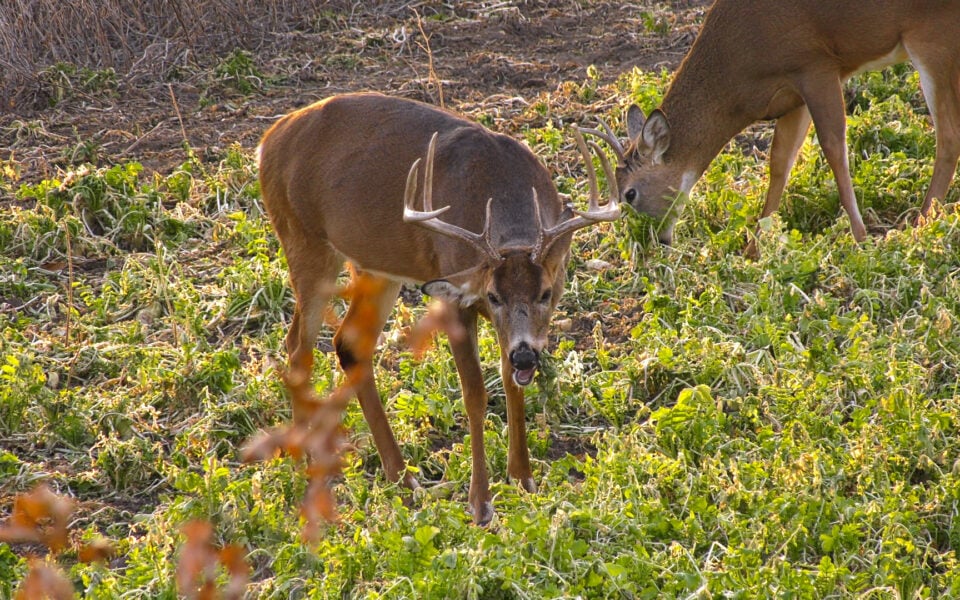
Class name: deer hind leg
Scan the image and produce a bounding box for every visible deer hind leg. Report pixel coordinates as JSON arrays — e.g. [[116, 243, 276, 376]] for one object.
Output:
[[800, 72, 868, 242], [332, 274, 416, 490], [446, 308, 494, 525], [904, 40, 960, 216], [284, 242, 343, 379], [746, 105, 813, 257]]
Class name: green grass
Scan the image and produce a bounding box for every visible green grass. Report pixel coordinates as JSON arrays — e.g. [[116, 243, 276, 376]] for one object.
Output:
[[3, 64, 960, 599]]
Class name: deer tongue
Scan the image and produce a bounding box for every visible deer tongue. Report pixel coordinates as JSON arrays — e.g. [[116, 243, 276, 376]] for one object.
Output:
[[512, 367, 536, 387]]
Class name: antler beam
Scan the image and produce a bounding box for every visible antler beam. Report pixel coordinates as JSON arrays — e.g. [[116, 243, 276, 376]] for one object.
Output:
[[403, 132, 501, 263], [577, 116, 626, 163], [531, 128, 621, 262]]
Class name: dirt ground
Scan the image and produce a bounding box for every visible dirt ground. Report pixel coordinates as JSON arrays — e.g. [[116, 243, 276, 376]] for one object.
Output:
[[1, 1, 711, 182]]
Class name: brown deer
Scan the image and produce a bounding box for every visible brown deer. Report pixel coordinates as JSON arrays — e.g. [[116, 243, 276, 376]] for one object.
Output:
[[583, 0, 960, 250], [257, 92, 619, 525]]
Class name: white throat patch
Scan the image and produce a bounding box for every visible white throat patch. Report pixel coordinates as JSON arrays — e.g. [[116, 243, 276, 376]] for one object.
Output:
[[422, 279, 479, 307], [679, 169, 698, 197]]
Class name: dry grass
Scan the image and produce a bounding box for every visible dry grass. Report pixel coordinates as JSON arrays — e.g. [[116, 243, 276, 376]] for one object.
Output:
[[0, 1, 709, 184], [0, 0, 320, 110]]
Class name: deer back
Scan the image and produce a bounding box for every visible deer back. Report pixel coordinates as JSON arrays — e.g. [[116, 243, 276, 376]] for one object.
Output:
[[258, 93, 567, 285]]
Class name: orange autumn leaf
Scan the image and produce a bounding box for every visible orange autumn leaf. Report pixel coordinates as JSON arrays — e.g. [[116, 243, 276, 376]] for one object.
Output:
[[300, 463, 340, 542], [241, 375, 352, 463], [15, 561, 74, 600], [245, 270, 473, 540], [288, 368, 354, 427], [0, 484, 75, 553], [77, 538, 115, 564], [218, 545, 250, 600], [176, 520, 217, 599], [243, 368, 354, 534], [175, 520, 250, 600], [196, 581, 218, 600], [338, 267, 388, 303], [240, 427, 300, 463], [405, 299, 467, 358], [336, 271, 390, 368]]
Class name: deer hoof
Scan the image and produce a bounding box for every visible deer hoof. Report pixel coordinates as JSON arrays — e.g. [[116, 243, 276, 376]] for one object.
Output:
[[469, 501, 495, 527], [851, 220, 868, 243], [519, 477, 537, 494], [402, 472, 421, 491]]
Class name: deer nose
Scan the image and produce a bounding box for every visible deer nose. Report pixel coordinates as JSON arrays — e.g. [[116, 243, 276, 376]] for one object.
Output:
[[658, 223, 676, 246], [509, 342, 539, 371]]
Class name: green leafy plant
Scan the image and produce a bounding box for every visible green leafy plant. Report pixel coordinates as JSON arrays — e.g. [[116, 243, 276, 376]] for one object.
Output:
[[3, 15, 960, 599], [214, 50, 265, 95]]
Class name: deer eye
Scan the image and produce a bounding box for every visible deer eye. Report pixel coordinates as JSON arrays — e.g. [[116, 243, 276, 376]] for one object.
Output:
[[487, 293, 502, 307], [539, 290, 552, 304], [624, 188, 637, 202]]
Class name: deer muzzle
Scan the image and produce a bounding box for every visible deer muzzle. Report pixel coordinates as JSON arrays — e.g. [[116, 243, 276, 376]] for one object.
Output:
[[509, 341, 539, 387]]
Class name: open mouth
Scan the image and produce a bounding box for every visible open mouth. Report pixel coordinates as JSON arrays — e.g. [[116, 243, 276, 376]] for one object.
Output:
[[512, 367, 536, 387]]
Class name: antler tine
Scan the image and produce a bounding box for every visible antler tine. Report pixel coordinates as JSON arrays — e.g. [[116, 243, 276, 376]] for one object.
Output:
[[574, 127, 601, 211], [403, 133, 449, 221], [402, 132, 501, 263], [403, 157, 420, 209], [533, 129, 621, 262], [577, 115, 626, 161], [588, 139, 620, 202], [480, 197, 496, 253], [423, 130, 436, 213], [599, 117, 625, 158], [573, 128, 621, 217], [529, 188, 546, 262]]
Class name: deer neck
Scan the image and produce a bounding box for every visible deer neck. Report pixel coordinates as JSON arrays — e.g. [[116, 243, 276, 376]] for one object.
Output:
[[658, 26, 758, 182]]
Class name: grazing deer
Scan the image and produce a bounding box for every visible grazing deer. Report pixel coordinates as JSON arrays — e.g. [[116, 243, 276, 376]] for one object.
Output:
[[583, 0, 960, 249], [258, 92, 619, 524]]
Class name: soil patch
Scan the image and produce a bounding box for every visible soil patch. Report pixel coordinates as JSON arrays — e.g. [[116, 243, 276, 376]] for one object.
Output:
[[1, 1, 710, 183]]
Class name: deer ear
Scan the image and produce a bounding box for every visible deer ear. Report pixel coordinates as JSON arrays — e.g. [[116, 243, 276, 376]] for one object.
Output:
[[625, 104, 646, 143], [642, 109, 671, 163], [423, 280, 478, 307]]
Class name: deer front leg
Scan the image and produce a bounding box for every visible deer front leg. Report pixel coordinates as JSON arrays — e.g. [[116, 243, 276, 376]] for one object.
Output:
[[764, 105, 813, 219], [334, 278, 420, 491], [500, 350, 536, 494], [800, 72, 868, 242], [746, 105, 812, 258], [447, 308, 494, 525]]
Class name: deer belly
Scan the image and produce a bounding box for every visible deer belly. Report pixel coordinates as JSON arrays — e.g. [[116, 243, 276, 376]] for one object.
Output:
[[850, 43, 909, 79]]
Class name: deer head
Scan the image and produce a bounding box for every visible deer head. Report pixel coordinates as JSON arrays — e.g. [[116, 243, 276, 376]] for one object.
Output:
[[403, 130, 619, 386], [580, 106, 688, 245]]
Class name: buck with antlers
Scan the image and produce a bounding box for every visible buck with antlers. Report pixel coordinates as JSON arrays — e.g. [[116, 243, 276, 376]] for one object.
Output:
[[583, 0, 960, 250], [258, 92, 619, 524]]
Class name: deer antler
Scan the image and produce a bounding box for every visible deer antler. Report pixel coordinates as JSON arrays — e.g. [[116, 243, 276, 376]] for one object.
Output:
[[531, 128, 621, 262], [403, 132, 502, 263], [577, 116, 626, 163]]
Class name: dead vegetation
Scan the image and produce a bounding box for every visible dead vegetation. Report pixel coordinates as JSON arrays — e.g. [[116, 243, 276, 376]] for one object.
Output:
[[0, 0, 319, 110], [1, 1, 709, 184]]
